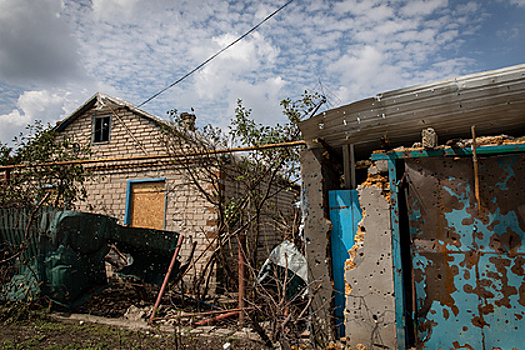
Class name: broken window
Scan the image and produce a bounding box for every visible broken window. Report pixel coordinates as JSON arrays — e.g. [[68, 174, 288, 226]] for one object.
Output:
[[93, 115, 110, 143]]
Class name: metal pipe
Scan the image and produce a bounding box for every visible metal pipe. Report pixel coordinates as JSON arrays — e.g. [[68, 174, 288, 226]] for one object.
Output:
[[350, 144, 356, 189], [148, 234, 184, 325], [471, 125, 481, 210], [0, 140, 307, 171], [194, 310, 240, 326]]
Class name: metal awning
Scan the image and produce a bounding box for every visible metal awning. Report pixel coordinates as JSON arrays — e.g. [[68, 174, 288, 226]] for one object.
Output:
[[299, 64, 525, 160]]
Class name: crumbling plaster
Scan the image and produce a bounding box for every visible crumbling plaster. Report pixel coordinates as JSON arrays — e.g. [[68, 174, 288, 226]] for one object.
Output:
[[300, 149, 334, 344], [344, 184, 397, 349]]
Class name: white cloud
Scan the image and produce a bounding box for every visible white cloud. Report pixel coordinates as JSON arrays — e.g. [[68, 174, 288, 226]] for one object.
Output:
[[0, 0, 522, 144], [327, 45, 404, 101], [510, 0, 525, 6], [0, 90, 72, 144], [92, 0, 140, 19], [399, 0, 448, 17]]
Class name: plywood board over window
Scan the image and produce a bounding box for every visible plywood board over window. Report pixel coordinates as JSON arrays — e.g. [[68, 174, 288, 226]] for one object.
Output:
[[125, 179, 165, 230]]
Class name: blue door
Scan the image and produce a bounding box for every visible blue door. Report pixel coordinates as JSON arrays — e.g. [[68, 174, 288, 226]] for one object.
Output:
[[329, 190, 362, 337]]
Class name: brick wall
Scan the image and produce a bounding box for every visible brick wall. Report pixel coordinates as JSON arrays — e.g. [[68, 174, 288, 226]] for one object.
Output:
[[57, 103, 297, 294], [58, 105, 219, 291], [58, 106, 166, 159]]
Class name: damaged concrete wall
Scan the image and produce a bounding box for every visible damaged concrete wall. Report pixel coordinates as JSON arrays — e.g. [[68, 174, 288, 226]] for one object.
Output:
[[345, 181, 397, 349], [300, 149, 334, 345]]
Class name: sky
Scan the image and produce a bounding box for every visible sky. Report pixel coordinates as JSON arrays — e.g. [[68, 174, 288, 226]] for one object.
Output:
[[0, 0, 524, 144]]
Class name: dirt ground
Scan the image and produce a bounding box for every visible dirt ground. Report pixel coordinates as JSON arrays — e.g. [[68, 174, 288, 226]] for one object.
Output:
[[0, 306, 262, 350], [0, 318, 262, 349], [0, 283, 265, 350], [0, 276, 317, 349]]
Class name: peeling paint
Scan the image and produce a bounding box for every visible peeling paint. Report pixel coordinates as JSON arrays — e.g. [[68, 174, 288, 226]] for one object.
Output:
[[344, 185, 396, 350], [361, 173, 390, 203], [300, 149, 335, 345], [406, 153, 525, 349]]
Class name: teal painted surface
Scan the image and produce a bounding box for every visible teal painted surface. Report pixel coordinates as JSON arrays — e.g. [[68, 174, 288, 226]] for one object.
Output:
[[0, 209, 180, 307], [389, 159, 407, 350], [406, 154, 525, 349], [371, 143, 525, 161], [329, 190, 362, 337]]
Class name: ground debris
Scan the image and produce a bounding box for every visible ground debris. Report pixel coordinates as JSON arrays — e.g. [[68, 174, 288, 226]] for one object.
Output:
[[372, 134, 525, 155], [75, 283, 157, 318]]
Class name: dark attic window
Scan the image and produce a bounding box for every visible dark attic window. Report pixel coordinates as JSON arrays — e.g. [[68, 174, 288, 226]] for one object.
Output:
[[93, 115, 110, 143]]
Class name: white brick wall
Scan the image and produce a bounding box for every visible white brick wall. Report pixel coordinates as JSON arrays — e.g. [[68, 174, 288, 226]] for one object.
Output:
[[57, 103, 297, 293]]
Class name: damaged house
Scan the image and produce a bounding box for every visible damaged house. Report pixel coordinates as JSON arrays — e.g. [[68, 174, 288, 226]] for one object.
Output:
[[298, 63, 525, 349], [43, 93, 296, 293]]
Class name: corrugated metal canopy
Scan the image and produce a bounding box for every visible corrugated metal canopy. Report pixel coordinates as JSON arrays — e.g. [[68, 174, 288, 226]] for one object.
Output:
[[299, 64, 525, 159]]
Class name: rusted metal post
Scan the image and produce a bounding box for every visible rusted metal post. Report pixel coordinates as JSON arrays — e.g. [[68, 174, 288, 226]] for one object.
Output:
[[471, 125, 481, 210], [148, 234, 184, 325], [195, 310, 241, 326], [238, 234, 247, 325]]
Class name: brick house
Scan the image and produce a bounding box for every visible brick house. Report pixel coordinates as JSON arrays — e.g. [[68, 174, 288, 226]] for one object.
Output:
[[54, 92, 297, 292]]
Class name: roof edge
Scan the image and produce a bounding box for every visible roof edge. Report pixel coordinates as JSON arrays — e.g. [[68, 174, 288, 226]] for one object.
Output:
[[54, 92, 171, 132]]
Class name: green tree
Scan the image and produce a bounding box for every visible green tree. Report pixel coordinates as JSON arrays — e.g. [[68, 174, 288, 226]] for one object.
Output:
[[159, 92, 323, 287], [0, 121, 91, 209]]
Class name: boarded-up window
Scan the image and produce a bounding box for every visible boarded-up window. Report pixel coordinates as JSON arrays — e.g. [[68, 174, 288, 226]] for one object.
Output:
[[129, 180, 165, 230]]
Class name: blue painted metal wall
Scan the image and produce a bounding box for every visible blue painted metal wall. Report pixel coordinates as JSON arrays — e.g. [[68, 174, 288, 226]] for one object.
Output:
[[329, 189, 362, 337], [405, 153, 525, 349]]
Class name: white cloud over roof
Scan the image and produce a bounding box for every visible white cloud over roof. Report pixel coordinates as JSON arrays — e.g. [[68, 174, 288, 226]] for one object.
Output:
[[0, 0, 524, 144]]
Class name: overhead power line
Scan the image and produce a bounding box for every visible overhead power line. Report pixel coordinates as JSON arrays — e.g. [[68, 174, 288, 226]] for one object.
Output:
[[138, 0, 295, 107]]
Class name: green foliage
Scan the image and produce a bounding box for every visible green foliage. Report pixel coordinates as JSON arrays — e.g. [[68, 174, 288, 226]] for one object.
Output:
[[0, 301, 47, 325], [161, 92, 324, 291], [0, 121, 91, 209]]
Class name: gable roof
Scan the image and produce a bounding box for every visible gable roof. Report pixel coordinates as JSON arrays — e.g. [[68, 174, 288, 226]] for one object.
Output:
[[54, 92, 171, 132], [299, 63, 525, 159]]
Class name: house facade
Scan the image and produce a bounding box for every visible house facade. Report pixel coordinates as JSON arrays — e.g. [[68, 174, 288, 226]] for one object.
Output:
[[298, 64, 525, 349], [54, 93, 295, 292]]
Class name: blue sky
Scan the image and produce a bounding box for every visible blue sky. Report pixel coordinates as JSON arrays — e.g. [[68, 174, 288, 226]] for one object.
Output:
[[0, 0, 524, 143]]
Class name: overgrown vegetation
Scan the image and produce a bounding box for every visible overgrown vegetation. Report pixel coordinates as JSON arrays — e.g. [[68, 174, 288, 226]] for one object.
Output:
[[159, 92, 325, 347], [0, 121, 91, 209], [0, 122, 92, 311]]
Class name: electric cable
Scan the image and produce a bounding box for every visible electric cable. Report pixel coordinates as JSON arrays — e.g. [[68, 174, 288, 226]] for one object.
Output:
[[138, 0, 295, 107]]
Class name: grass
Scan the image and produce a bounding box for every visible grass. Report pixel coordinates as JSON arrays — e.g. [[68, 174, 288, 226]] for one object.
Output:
[[0, 303, 261, 350]]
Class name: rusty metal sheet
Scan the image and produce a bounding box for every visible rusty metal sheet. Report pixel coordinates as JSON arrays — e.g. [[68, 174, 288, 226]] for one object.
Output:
[[478, 254, 525, 348], [413, 252, 482, 349], [406, 153, 525, 349]]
